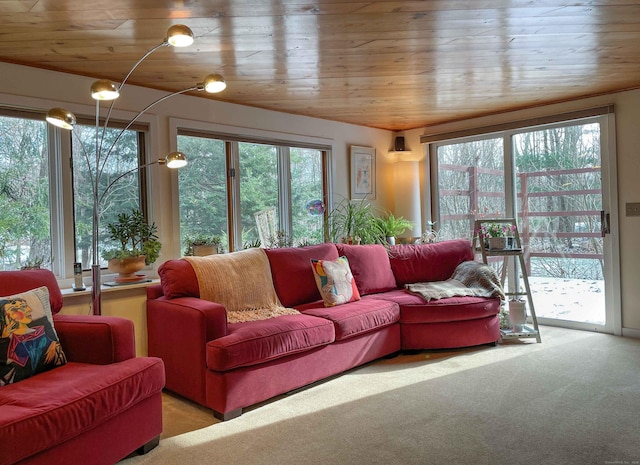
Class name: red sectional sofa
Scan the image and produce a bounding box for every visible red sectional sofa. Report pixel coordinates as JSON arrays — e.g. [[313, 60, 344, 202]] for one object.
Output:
[[0, 269, 165, 465], [147, 239, 501, 421]]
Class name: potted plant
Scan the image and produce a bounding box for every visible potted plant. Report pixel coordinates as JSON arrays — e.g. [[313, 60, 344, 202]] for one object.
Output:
[[327, 198, 385, 245], [480, 223, 514, 250], [376, 212, 414, 245], [184, 234, 221, 256], [102, 209, 162, 279]]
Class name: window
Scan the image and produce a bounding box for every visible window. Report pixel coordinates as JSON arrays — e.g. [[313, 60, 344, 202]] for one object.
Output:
[[176, 135, 229, 252], [290, 147, 325, 245], [71, 123, 145, 268], [434, 137, 505, 240], [177, 132, 328, 251], [0, 107, 148, 275], [238, 142, 280, 248], [0, 111, 51, 270]]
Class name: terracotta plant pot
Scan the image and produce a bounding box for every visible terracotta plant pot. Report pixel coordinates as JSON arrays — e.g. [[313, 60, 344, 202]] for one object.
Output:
[[107, 256, 146, 279]]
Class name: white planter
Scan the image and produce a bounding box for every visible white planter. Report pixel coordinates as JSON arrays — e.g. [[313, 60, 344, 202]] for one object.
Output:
[[509, 300, 527, 331]]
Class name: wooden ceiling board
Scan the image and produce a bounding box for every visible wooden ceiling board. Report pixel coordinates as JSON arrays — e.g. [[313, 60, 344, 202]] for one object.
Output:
[[1, 0, 639, 130]]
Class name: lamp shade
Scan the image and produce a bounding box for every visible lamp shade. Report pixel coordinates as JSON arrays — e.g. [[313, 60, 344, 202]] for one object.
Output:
[[91, 79, 120, 100], [166, 24, 194, 47], [165, 151, 188, 168], [202, 74, 227, 93], [46, 107, 76, 130]]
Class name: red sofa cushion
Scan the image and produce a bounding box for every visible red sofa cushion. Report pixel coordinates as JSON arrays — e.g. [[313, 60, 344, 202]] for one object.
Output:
[[206, 314, 335, 371], [388, 239, 474, 286], [265, 243, 339, 307], [157, 259, 200, 299], [0, 358, 164, 465], [335, 243, 397, 295], [374, 289, 500, 323], [300, 297, 400, 341]]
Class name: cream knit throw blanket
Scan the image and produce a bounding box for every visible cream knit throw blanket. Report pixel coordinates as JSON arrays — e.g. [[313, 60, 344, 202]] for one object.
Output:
[[184, 248, 299, 324]]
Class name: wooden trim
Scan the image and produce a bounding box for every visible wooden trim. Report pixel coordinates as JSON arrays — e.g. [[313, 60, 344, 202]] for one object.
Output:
[[177, 128, 331, 151], [420, 105, 615, 144]]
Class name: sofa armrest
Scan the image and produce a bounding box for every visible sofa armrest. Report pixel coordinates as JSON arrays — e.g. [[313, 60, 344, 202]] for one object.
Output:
[[53, 314, 136, 364], [146, 296, 227, 405]]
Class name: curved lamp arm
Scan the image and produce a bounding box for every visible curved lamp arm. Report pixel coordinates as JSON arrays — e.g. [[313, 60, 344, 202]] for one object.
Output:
[[97, 152, 187, 205]]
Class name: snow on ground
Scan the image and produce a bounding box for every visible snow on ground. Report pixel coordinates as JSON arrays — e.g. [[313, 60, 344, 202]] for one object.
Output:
[[525, 276, 605, 325]]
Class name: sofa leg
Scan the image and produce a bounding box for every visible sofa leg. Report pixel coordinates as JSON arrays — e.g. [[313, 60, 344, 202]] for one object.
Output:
[[214, 408, 242, 421], [137, 435, 160, 455]]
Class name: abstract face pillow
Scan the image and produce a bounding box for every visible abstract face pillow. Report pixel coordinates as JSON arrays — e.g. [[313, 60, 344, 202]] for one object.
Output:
[[311, 256, 361, 307], [0, 286, 67, 385]]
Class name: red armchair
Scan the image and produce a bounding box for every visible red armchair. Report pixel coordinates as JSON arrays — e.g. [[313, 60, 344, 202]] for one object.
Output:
[[0, 269, 165, 465]]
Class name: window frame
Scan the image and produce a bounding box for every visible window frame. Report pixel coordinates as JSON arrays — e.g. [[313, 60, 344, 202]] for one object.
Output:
[[171, 118, 333, 252], [69, 116, 150, 271], [0, 102, 152, 280]]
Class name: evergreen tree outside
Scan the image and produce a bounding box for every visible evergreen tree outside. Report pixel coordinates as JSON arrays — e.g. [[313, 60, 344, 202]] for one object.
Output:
[[177, 134, 326, 251], [0, 115, 51, 270]]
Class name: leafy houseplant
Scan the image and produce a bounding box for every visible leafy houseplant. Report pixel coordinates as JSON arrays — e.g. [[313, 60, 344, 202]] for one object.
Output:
[[101, 209, 162, 270], [184, 234, 221, 256], [327, 198, 385, 245], [376, 213, 414, 245]]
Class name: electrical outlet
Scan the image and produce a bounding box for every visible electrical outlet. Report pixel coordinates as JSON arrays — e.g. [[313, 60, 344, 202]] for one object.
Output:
[[625, 202, 640, 216]]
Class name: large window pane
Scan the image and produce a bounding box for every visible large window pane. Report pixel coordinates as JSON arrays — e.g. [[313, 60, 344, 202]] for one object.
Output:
[[514, 123, 605, 324], [72, 124, 141, 268], [436, 138, 505, 240], [291, 147, 324, 245], [177, 133, 327, 252], [177, 135, 229, 252], [239, 142, 279, 247], [0, 115, 51, 270]]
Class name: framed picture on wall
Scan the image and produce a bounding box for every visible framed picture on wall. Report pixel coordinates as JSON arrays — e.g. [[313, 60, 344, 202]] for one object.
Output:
[[350, 145, 376, 200]]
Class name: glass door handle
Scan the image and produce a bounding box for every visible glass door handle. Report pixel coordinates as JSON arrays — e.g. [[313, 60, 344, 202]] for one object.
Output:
[[601, 210, 611, 237]]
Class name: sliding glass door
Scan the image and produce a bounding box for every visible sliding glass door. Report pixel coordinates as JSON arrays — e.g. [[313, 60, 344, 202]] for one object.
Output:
[[432, 115, 619, 334]]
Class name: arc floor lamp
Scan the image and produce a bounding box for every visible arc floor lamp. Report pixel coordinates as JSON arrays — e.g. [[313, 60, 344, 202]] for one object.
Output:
[[46, 24, 226, 315]]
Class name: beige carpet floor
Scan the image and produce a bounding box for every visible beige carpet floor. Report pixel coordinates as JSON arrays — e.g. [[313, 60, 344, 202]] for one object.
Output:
[[120, 327, 640, 465]]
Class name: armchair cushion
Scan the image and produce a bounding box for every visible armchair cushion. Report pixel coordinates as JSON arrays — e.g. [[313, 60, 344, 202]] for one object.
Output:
[[53, 314, 136, 364], [0, 357, 164, 465], [0, 286, 67, 385]]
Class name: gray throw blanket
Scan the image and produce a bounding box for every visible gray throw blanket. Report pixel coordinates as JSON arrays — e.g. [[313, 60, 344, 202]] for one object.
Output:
[[405, 261, 505, 301]]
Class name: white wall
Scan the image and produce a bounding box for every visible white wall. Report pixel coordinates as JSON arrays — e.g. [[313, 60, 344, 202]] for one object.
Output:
[[404, 90, 640, 335]]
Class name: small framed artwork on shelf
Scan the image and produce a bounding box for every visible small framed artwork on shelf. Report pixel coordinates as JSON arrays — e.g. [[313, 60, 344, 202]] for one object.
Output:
[[350, 145, 376, 200]]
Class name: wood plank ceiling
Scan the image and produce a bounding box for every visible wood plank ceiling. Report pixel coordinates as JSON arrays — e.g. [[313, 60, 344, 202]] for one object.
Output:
[[1, 1, 639, 131]]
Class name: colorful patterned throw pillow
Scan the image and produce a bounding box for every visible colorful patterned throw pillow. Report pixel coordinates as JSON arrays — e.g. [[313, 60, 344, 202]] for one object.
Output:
[[310, 256, 361, 307], [0, 286, 67, 385]]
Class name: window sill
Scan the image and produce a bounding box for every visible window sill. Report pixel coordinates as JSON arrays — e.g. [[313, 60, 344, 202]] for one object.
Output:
[[61, 279, 160, 298]]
